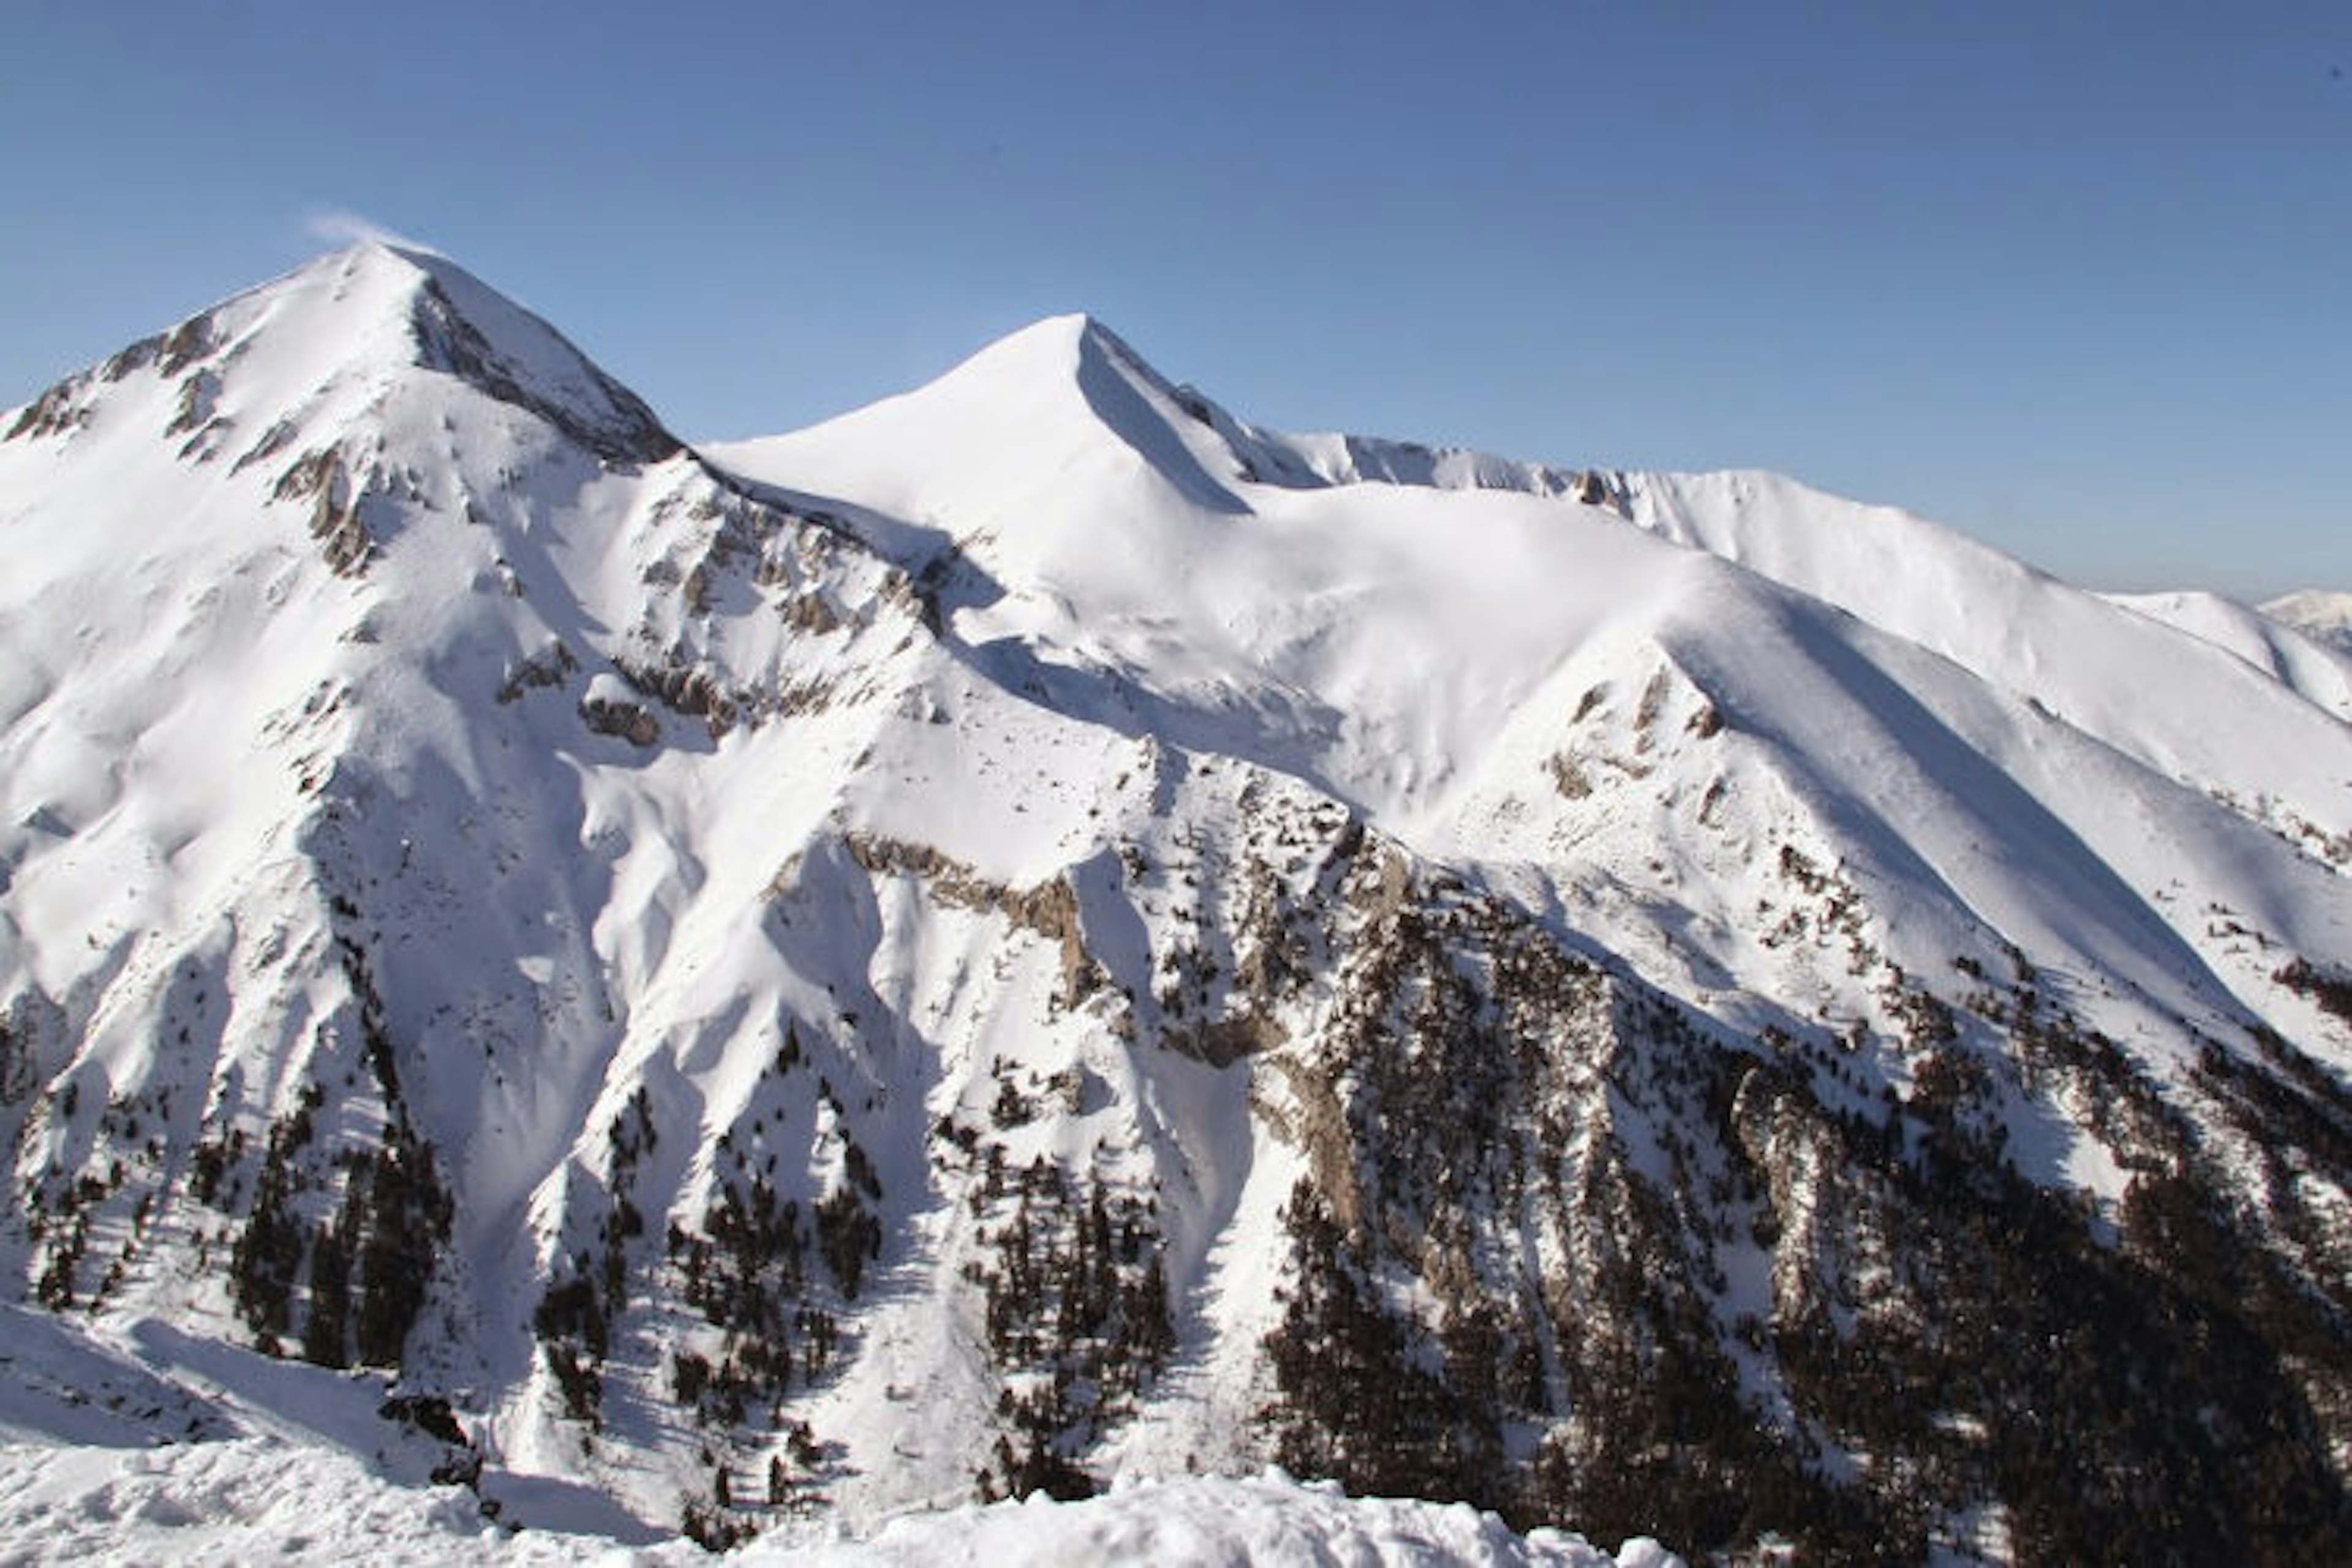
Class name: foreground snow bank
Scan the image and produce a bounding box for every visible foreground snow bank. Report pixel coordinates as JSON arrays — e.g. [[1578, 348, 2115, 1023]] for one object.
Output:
[[0, 1440, 545, 1566], [777, 1470, 1679, 1567], [0, 1440, 1677, 1567]]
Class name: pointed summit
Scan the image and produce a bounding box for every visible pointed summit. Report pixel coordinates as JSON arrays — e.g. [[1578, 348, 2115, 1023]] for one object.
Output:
[[4, 243, 678, 471], [707, 310, 1593, 522], [705, 312, 1238, 524], [270, 242, 680, 466]]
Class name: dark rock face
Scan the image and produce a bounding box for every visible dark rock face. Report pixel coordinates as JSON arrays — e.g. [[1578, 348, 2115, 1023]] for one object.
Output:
[[408, 276, 681, 469], [580, 690, 660, 747]]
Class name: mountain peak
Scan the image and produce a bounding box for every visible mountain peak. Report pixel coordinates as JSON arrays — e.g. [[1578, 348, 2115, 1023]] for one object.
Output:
[[291, 241, 680, 465], [4, 243, 679, 470], [921, 309, 1162, 405], [703, 307, 1262, 523], [707, 307, 1596, 527], [972, 309, 1136, 358]]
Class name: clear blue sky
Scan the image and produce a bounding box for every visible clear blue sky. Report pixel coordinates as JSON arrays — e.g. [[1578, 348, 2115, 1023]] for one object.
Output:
[[4, 2, 2345, 598]]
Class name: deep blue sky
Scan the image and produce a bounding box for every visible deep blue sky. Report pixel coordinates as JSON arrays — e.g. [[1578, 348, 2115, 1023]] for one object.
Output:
[[4, 2, 2345, 597]]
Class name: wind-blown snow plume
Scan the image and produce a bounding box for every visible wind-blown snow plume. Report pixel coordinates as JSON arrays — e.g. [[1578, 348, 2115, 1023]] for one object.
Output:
[[301, 207, 439, 255]]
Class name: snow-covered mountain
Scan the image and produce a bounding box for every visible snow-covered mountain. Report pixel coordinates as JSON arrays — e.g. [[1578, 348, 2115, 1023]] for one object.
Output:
[[4, 245, 2349, 1562]]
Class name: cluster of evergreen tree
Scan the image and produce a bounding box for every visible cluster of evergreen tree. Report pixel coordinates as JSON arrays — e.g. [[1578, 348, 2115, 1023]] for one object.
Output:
[[665, 1164, 844, 1428], [218, 1071, 454, 1373], [971, 1156, 1174, 1501], [297, 1118, 454, 1368], [660, 1055, 875, 1432], [531, 1086, 660, 1426], [1262, 1180, 1485, 1502]]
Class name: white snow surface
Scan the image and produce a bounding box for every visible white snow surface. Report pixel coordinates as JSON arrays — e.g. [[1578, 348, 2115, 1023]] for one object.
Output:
[[0, 1446, 1670, 1567], [785, 1471, 1675, 1568], [0, 1333, 1664, 1568], [0, 1301, 1667, 1565]]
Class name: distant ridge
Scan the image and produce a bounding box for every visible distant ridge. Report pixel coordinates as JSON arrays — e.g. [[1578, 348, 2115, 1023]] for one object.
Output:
[[2264, 588, 2352, 654]]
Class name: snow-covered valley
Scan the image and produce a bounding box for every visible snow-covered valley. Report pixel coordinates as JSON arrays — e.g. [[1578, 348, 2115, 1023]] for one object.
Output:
[[2, 244, 2348, 1562]]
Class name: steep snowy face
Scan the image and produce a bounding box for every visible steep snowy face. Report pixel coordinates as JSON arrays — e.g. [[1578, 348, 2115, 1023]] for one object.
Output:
[[727, 324, 2352, 878], [1616, 471, 2352, 847], [0, 241, 940, 1440], [6, 258, 2352, 1564], [2108, 587, 2352, 698]]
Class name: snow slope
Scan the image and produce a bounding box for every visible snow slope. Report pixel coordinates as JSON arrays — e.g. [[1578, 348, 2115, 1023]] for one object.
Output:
[[0, 1304, 1667, 1567], [0, 1445, 1669, 1568], [2264, 589, 2352, 656], [0, 1307, 1677, 1567]]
